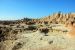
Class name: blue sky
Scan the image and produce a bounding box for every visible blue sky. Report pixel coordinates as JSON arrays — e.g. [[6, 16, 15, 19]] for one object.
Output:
[[0, 0, 75, 20]]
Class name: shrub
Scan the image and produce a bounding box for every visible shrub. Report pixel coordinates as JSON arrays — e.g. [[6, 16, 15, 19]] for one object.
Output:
[[0, 27, 13, 41], [0, 28, 9, 42], [26, 21, 36, 25], [12, 42, 23, 50], [40, 28, 49, 36], [44, 21, 48, 24], [26, 25, 37, 30]]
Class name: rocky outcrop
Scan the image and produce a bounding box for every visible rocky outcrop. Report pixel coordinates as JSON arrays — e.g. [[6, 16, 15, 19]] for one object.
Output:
[[38, 12, 75, 25]]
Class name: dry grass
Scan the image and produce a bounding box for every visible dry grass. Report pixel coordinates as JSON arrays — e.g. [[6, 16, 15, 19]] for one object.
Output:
[[29, 45, 63, 50]]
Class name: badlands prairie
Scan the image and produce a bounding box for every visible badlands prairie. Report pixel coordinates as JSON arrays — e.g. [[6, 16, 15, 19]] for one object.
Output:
[[0, 13, 75, 50]]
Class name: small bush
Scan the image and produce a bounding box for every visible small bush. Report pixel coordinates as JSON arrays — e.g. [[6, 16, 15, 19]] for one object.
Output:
[[26, 21, 36, 25], [0, 30, 5, 42], [0, 27, 13, 41], [48, 41, 53, 44], [44, 21, 48, 24], [12, 30, 18, 34], [12, 42, 23, 50], [26, 25, 37, 30], [0, 28, 10, 42], [40, 28, 49, 36]]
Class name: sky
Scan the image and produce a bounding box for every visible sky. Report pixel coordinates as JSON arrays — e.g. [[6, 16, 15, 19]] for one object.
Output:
[[0, 0, 75, 20]]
